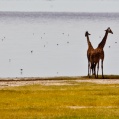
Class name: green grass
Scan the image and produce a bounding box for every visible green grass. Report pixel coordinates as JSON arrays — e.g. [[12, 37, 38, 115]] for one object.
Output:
[[81, 75, 119, 79], [0, 81, 119, 119]]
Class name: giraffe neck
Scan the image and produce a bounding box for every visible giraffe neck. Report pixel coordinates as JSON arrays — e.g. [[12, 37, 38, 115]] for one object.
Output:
[[98, 31, 108, 49], [87, 35, 93, 49]]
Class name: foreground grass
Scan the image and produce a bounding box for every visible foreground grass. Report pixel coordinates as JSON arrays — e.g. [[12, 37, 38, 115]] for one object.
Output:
[[0, 81, 119, 119]]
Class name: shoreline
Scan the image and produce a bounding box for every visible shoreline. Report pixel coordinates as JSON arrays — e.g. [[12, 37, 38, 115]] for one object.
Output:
[[0, 77, 119, 88]]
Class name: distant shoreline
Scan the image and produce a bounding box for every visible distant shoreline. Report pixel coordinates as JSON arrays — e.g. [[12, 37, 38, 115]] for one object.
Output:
[[0, 11, 119, 15], [0, 11, 119, 21]]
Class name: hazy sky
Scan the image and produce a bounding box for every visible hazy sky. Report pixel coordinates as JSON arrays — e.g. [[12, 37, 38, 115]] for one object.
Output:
[[0, 0, 119, 12]]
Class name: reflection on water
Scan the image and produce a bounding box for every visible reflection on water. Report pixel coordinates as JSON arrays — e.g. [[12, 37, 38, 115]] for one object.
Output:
[[0, 12, 119, 78]]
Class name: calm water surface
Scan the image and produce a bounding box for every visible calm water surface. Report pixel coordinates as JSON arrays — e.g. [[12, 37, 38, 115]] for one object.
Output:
[[0, 12, 119, 77]]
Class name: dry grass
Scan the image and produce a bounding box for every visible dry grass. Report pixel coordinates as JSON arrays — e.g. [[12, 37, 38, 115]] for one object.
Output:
[[0, 80, 119, 119]]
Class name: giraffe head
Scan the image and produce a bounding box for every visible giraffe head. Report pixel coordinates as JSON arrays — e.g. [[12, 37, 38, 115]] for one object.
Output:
[[105, 27, 113, 34], [85, 31, 91, 37]]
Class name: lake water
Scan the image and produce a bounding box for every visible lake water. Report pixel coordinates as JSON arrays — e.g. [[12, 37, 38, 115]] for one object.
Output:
[[0, 12, 119, 78]]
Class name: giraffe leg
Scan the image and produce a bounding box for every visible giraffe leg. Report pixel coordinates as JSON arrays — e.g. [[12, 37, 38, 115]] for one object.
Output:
[[91, 66, 93, 76], [93, 63, 96, 75], [90, 63, 92, 77], [97, 62, 99, 78], [88, 61, 90, 78], [92, 63, 94, 75], [94, 63, 96, 78], [95, 68, 96, 78], [101, 60, 104, 79]]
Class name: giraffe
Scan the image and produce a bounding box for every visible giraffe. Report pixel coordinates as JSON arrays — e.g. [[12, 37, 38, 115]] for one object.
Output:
[[90, 27, 113, 78], [85, 31, 94, 77]]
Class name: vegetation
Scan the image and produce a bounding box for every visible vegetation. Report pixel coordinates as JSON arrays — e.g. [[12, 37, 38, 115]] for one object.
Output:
[[81, 75, 119, 79], [0, 80, 119, 119], [1, 75, 119, 82]]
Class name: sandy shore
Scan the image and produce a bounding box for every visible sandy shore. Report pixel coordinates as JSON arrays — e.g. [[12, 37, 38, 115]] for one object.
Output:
[[0, 78, 119, 88]]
